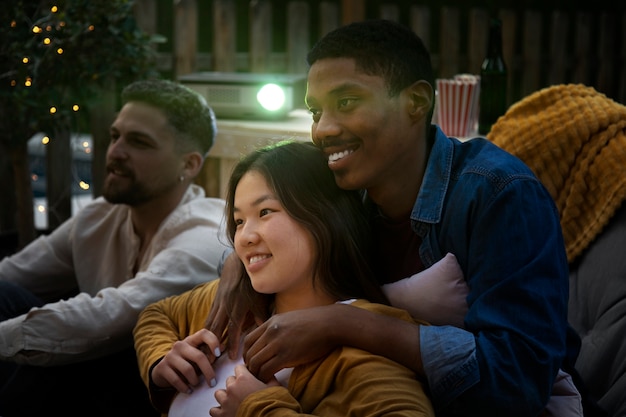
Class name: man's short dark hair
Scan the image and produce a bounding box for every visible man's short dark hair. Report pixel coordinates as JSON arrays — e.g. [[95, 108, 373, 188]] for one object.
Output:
[[121, 79, 217, 157], [307, 19, 434, 97]]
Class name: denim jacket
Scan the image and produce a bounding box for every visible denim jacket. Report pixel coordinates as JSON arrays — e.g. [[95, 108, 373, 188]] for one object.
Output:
[[408, 126, 576, 416]]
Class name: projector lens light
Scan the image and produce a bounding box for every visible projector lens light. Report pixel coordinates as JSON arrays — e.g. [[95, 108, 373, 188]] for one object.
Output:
[[257, 83, 286, 112]]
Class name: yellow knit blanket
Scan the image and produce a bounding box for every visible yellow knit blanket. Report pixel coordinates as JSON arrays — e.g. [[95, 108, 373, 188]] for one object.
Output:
[[487, 84, 626, 263]]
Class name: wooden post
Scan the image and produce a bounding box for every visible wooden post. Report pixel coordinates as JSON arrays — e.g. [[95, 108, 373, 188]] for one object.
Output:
[[174, 0, 198, 77], [287, 1, 310, 74], [468, 8, 489, 75], [410, 6, 431, 51], [213, 0, 237, 72], [341, 0, 365, 25], [620, 12, 626, 104], [547, 11, 569, 87], [0, 144, 16, 237], [195, 158, 221, 198], [133, 0, 157, 36], [318, 2, 340, 38], [7, 142, 36, 248], [46, 126, 72, 231], [499, 10, 516, 105], [520, 10, 542, 98], [249, 0, 272, 72], [571, 12, 593, 87], [438, 7, 461, 78], [379, 4, 399, 21], [596, 12, 618, 98], [89, 79, 116, 199]]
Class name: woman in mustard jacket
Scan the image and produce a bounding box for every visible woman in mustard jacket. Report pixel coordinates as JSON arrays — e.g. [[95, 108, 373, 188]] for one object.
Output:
[[133, 141, 434, 417]]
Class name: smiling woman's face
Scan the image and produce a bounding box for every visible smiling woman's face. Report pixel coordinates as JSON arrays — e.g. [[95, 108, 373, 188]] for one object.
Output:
[[233, 170, 327, 312]]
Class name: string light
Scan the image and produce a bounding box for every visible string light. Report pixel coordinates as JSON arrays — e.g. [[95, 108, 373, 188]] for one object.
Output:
[[11, 20, 16, 27], [20, 2, 143, 230], [11, 80, 17, 86]]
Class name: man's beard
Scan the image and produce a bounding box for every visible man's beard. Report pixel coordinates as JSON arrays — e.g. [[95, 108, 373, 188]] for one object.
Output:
[[103, 175, 153, 206]]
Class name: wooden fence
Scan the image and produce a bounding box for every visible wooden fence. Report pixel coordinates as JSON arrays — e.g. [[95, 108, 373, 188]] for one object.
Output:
[[133, 0, 625, 106]]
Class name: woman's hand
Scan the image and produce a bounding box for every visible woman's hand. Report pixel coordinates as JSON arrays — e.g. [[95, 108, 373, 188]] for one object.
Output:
[[210, 365, 279, 417], [151, 328, 222, 393]]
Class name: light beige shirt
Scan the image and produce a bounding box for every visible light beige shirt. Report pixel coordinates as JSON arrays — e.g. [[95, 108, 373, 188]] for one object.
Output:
[[0, 184, 228, 366]]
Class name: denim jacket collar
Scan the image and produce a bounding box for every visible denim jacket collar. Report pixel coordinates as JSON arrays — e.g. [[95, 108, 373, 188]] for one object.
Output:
[[412, 125, 454, 225]]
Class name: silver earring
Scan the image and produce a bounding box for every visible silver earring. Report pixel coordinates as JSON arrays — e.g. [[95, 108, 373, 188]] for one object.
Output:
[[179, 175, 185, 182]]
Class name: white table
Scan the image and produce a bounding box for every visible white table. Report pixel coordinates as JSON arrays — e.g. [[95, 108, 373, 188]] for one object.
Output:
[[201, 109, 312, 198]]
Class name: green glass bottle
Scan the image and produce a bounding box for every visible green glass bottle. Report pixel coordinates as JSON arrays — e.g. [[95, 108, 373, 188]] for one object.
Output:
[[478, 18, 507, 135]]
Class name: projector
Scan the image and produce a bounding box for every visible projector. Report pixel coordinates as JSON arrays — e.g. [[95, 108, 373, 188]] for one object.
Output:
[[178, 72, 307, 120]]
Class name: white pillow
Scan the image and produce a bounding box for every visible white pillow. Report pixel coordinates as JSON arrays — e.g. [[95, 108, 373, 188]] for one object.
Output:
[[382, 253, 468, 328]]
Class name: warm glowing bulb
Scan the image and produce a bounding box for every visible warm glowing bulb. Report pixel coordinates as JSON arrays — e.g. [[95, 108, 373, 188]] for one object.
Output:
[[49, 107, 57, 114], [88, 25, 95, 31], [11, 21, 16, 28], [46, 25, 52, 31], [22, 57, 29, 64], [51, 6, 58, 12], [11, 80, 17, 86], [79, 181, 90, 190], [32, 26, 41, 33], [42, 136, 50, 145], [37, 205, 46, 213], [57, 48, 64, 54], [43, 38, 51, 45], [25, 80, 32, 87], [72, 105, 79, 111]]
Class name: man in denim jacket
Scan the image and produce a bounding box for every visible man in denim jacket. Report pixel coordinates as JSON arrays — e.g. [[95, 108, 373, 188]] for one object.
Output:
[[206, 20, 587, 417]]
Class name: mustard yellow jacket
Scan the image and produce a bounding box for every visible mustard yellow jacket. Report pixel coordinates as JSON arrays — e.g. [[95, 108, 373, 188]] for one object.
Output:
[[134, 279, 434, 417]]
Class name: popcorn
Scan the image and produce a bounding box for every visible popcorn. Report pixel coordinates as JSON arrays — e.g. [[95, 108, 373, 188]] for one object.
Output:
[[435, 74, 480, 138]]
